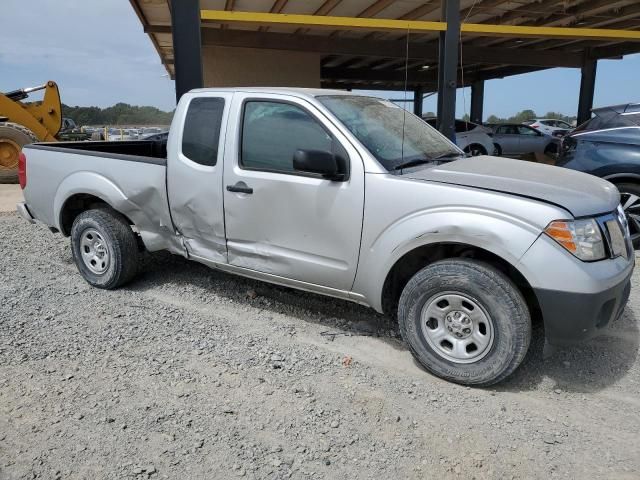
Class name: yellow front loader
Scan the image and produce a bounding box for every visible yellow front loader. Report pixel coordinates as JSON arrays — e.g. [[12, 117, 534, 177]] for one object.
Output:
[[0, 81, 62, 183]]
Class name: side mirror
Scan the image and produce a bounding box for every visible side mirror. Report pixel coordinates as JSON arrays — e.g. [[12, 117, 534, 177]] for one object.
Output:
[[293, 149, 345, 181]]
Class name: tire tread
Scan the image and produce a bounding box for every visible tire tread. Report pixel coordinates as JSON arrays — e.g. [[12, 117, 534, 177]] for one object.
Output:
[[71, 208, 139, 289], [398, 259, 531, 387]]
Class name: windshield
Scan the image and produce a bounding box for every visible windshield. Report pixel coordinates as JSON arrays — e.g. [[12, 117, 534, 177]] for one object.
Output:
[[317, 95, 461, 172]]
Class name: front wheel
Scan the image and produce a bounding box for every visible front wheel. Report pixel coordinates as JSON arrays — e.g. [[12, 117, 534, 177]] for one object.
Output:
[[463, 144, 488, 157], [70, 208, 139, 289], [543, 143, 558, 158], [617, 183, 640, 249], [398, 259, 531, 386]]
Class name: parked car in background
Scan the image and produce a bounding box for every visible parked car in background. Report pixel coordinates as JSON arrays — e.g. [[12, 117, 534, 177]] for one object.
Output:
[[142, 131, 169, 141], [141, 127, 164, 137], [525, 118, 573, 137], [491, 123, 560, 157], [17, 88, 633, 386], [556, 103, 640, 247], [423, 118, 494, 156]]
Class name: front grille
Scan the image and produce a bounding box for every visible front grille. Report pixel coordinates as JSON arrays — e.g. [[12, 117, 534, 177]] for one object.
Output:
[[597, 208, 632, 260], [605, 218, 628, 259]]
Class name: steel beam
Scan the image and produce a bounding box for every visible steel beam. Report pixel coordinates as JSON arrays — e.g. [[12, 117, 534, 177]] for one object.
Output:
[[321, 64, 544, 85], [171, 0, 203, 101], [577, 58, 598, 125], [470, 80, 484, 124], [437, 0, 460, 141], [413, 87, 424, 117], [199, 10, 640, 41], [192, 29, 587, 67]]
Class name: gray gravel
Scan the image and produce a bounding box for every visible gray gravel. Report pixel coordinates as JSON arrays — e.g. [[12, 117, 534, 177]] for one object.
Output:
[[1, 211, 639, 479]]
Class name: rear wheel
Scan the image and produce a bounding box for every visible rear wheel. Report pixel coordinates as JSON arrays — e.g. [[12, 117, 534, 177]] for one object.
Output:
[[617, 183, 640, 249], [0, 123, 37, 184], [464, 144, 488, 157], [398, 259, 531, 386], [70, 208, 139, 289]]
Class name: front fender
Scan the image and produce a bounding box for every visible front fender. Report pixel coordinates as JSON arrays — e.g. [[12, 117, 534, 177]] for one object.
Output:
[[352, 207, 542, 312]]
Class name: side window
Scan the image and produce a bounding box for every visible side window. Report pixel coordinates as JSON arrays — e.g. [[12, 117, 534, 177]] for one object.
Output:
[[517, 126, 538, 135], [241, 101, 333, 173], [500, 126, 517, 135], [182, 97, 225, 166]]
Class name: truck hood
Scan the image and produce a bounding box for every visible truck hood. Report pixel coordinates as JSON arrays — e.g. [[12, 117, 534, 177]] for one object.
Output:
[[405, 156, 619, 217]]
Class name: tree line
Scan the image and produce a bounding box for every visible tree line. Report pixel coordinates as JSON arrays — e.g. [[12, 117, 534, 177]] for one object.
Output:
[[62, 102, 576, 128], [481, 109, 576, 125], [414, 109, 576, 125], [62, 103, 174, 126]]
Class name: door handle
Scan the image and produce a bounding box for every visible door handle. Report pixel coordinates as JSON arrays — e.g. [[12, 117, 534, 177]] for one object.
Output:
[[226, 182, 253, 194]]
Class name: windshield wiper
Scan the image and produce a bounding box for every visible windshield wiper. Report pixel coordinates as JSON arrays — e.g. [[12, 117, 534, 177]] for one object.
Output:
[[393, 158, 434, 171], [431, 151, 463, 161]]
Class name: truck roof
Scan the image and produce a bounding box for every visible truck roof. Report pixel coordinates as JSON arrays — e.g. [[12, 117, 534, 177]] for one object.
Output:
[[187, 87, 362, 100]]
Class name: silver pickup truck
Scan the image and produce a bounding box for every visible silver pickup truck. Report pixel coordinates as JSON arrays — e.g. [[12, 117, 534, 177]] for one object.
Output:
[[17, 88, 634, 386]]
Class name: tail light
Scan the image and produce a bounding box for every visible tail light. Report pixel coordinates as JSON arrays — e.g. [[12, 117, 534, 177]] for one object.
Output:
[[531, 123, 540, 128], [18, 152, 26, 189]]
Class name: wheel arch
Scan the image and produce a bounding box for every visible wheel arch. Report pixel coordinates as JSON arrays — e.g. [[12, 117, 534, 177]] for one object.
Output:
[[54, 172, 130, 236], [603, 173, 640, 185], [54, 171, 182, 254], [379, 241, 542, 326], [59, 192, 134, 236]]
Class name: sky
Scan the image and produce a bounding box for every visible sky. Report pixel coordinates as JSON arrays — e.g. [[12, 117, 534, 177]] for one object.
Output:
[[1, 1, 639, 119]]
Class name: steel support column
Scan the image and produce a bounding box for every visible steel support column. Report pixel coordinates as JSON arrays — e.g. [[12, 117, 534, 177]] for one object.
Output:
[[577, 58, 597, 125], [171, 0, 203, 102], [413, 87, 424, 116], [470, 80, 484, 124], [437, 0, 460, 141]]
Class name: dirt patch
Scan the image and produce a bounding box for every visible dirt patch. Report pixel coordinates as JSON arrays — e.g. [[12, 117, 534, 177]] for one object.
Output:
[[0, 184, 22, 213]]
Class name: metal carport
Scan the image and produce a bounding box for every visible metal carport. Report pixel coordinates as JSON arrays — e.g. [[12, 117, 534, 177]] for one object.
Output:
[[130, 0, 640, 140]]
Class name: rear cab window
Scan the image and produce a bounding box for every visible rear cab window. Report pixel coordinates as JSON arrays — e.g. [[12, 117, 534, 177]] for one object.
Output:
[[182, 97, 225, 166]]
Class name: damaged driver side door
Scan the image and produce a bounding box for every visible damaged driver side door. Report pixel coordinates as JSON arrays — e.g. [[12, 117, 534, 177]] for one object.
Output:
[[222, 94, 365, 291]]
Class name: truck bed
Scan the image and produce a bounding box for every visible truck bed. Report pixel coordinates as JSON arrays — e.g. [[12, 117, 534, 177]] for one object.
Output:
[[26, 140, 167, 165], [21, 139, 175, 252]]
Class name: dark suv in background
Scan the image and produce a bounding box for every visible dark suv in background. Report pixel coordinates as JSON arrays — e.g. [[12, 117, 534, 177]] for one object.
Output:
[[557, 103, 640, 247]]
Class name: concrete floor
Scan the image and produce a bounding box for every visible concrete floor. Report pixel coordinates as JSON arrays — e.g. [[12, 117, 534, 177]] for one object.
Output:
[[0, 184, 23, 212]]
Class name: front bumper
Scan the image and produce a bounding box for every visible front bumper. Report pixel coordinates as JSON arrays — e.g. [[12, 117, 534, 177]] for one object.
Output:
[[534, 271, 632, 345], [16, 202, 35, 224], [519, 234, 634, 346]]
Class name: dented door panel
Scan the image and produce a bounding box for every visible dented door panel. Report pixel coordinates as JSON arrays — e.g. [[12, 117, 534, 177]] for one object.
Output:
[[222, 93, 365, 291], [167, 92, 233, 263]]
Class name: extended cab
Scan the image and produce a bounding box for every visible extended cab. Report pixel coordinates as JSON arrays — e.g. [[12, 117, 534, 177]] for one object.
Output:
[[17, 88, 634, 386]]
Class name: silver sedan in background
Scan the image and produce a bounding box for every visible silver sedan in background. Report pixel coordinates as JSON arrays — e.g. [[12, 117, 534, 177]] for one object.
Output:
[[490, 123, 560, 158]]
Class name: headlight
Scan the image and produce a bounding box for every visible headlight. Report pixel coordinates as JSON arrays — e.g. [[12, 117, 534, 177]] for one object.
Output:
[[544, 218, 606, 261]]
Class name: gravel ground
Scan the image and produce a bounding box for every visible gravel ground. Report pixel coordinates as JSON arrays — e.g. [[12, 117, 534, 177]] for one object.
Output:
[[1, 211, 639, 479]]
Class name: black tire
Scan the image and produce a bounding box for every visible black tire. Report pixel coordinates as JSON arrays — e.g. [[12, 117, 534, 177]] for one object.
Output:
[[0, 122, 38, 184], [493, 143, 502, 156], [543, 143, 558, 158], [616, 182, 640, 249], [70, 208, 139, 289], [463, 144, 488, 157], [398, 259, 531, 386]]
